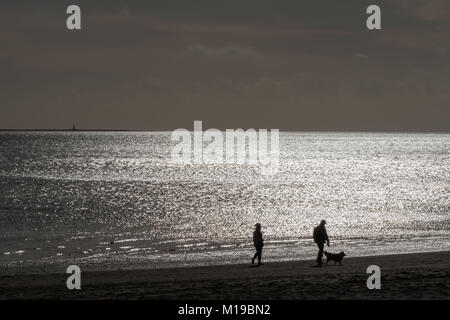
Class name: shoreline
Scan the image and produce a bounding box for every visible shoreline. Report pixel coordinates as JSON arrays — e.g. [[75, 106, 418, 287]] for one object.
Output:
[[2, 246, 448, 276], [1, 251, 449, 299]]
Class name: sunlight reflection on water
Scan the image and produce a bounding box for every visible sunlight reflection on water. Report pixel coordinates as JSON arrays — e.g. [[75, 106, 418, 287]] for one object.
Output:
[[0, 132, 448, 269]]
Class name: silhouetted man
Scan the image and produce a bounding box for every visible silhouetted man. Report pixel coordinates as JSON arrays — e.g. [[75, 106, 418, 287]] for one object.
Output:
[[252, 223, 264, 265], [313, 219, 329, 266]]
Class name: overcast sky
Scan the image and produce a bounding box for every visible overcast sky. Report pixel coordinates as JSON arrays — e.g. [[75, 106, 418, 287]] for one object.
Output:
[[0, 0, 449, 131]]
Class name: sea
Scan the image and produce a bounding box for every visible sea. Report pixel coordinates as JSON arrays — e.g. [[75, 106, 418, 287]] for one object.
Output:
[[0, 131, 448, 273]]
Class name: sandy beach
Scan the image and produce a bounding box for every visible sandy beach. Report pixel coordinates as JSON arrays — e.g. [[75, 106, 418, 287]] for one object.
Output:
[[0, 251, 449, 299]]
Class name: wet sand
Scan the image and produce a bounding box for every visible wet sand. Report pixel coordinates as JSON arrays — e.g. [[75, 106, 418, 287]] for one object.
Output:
[[0, 251, 449, 299]]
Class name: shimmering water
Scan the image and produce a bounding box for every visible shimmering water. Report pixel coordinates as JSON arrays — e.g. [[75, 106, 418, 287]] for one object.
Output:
[[0, 132, 449, 271]]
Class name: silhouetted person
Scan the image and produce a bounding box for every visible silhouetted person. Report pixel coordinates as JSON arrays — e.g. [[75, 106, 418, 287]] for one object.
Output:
[[252, 223, 264, 265], [313, 219, 329, 266]]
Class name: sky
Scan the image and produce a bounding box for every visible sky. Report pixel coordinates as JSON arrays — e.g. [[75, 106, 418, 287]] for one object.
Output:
[[0, 0, 449, 131]]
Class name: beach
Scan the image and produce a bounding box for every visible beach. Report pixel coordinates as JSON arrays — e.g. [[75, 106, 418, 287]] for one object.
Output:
[[1, 251, 448, 299]]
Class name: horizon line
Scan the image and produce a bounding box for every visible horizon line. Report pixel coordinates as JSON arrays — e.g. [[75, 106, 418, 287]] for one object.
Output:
[[0, 128, 449, 134]]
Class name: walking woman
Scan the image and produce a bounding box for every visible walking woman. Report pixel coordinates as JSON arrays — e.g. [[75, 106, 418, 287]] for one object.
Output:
[[252, 223, 264, 266]]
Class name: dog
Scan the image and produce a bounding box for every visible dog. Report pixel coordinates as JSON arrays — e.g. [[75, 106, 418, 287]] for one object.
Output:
[[324, 251, 346, 265]]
